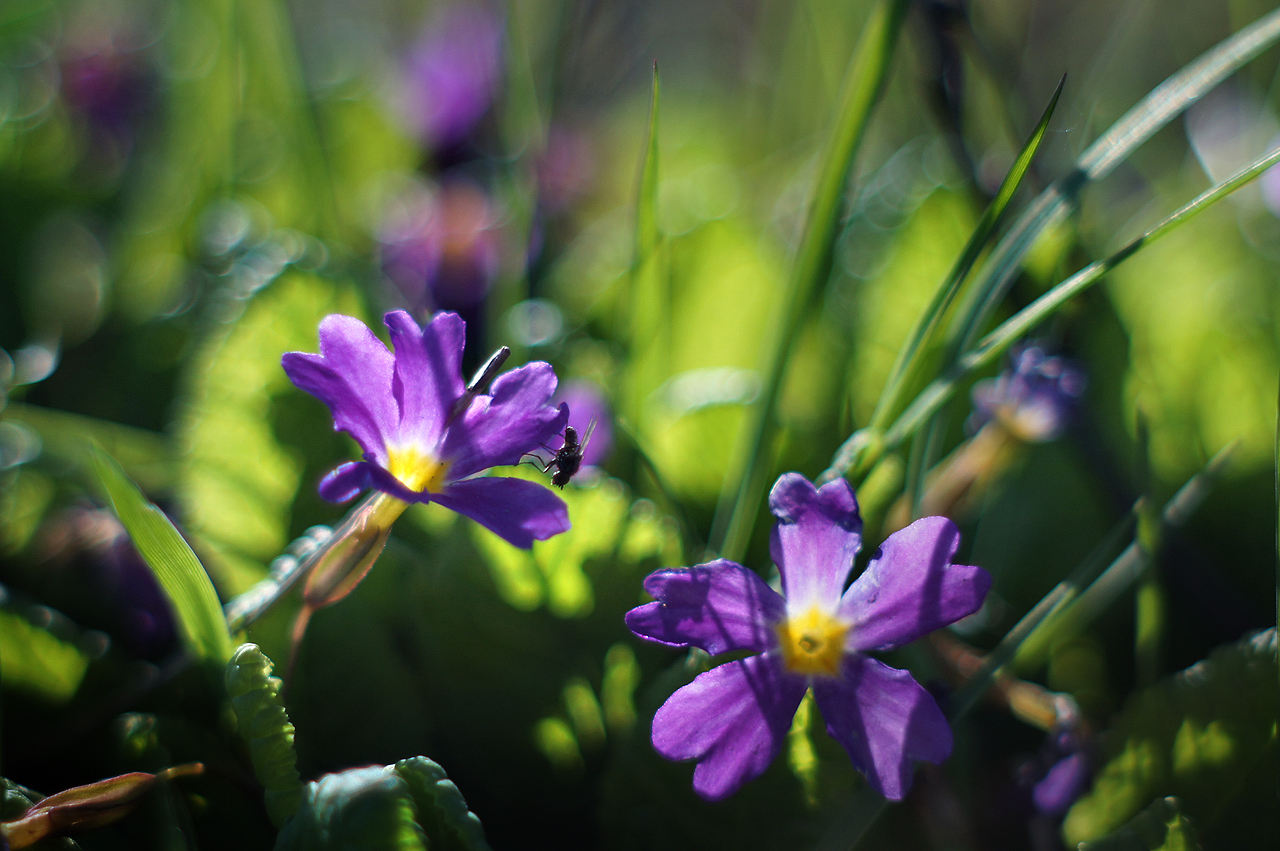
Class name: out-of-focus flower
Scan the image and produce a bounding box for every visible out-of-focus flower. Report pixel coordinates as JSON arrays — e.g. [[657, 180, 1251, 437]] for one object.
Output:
[[970, 343, 1086, 443], [379, 180, 502, 314], [536, 125, 596, 217], [282, 310, 570, 548], [552, 380, 612, 469], [625, 473, 990, 800], [38, 505, 176, 660], [397, 3, 503, 153], [1020, 724, 1091, 817]]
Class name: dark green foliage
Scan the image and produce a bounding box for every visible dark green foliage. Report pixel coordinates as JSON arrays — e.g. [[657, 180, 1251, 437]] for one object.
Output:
[[1064, 629, 1278, 847]]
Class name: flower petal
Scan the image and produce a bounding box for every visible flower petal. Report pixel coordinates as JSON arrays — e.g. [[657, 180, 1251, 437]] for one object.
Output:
[[812, 655, 952, 800], [318, 461, 376, 503], [651, 654, 806, 801], [432, 476, 569, 548], [768, 473, 862, 615], [282, 315, 397, 463], [441, 362, 567, 480], [625, 560, 786, 656], [385, 310, 466, 449], [840, 516, 990, 652]]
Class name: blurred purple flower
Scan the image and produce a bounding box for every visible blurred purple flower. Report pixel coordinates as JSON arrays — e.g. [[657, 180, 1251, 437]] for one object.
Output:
[[626, 473, 990, 801], [970, 343, 1085, 442], [1021, 727, 1090, 817], [536, 125, 596, 217], [553, 380, 612, 468], [282, 310, 570, 548], [398, 3, 503, 152], [379, 180, 502, 314]]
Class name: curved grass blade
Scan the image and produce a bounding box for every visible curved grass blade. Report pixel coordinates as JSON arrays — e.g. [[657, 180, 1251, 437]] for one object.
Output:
[[710, 0, 911, 562], [90, 444, 233, 667], [949, 7, 1280, 353], [880, 144, 1280, 452], [868, 74, 1066, 433]]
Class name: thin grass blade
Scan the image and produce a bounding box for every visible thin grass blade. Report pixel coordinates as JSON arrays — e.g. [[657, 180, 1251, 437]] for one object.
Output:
[[869, 75, 1066, 433], [949, 7, 1280, 353], [635, 61, 661, 265], [710, 0, 911, 562], [881, 144, 1280, 453]]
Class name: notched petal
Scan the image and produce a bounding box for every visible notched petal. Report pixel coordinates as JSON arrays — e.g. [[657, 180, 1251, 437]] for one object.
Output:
[[625, 561, 785, 656]]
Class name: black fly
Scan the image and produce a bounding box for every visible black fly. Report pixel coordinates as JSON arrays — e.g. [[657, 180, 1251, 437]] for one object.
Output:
[[526, 419, 596, 489]]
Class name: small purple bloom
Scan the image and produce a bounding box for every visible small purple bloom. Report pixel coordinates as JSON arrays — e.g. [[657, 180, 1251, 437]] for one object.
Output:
[[970, 343, 1085, 442], [626, 473, 990, 801], [282, 310, 570, 548], [398, 3, 503, 152]]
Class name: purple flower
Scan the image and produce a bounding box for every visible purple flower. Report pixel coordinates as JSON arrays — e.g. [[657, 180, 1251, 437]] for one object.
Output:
[[282, 310, 570, 548], [379, 180, 502, 314], [398, 4, 503, 152], [970, 343, 1085, 442], [625, 473, 990, 801]]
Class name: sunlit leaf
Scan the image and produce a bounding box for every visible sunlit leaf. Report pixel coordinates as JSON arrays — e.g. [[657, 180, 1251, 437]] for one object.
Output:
[[175, 271, 363, 595], [393, 757, 492, 851], [1063, 628, 1278, 847], [1077, 796, 1198, 851], [90, 445, 233, 667], [0, 606, 89, 703]]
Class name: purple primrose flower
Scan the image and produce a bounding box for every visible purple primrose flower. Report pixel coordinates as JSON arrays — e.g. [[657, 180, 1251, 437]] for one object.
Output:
[[970, 343, 1085, 442], [626, 473, 990, 801], [282, 310, 570, 548]]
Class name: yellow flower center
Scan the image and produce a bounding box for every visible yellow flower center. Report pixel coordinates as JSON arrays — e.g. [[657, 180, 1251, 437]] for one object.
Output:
[[385, 445, 451, 493], [775, 606, 850, 678]]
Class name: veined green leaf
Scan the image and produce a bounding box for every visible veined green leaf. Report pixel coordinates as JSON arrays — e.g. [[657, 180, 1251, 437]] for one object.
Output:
[[1077, 797, 1198, 851], [712, 0, 911, 562], [1064, 629, 1278, 847], [90, 445, 233, 667]]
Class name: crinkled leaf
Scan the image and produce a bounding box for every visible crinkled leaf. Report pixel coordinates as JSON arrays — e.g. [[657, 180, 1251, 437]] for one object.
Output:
[[1077, 796, 1198, 851], [393, 757, 492, 851], [226, 643, 302, 828], [273, 765, 425, 851], [90, 445, 233, 667], [1063, 629, 1278, 847]]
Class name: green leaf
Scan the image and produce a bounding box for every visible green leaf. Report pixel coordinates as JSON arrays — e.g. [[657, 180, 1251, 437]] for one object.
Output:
[[175, 271, 363, 596], [711, 0, 911, 562], [1063, 629, 1278, 848], [90, 445, 233, 667], [1078, 797, 1199, 851], [393, 757, 492, 851], [226, 644, 302, 828], [273, 766, 426, 851], [0, 606, 89, 704]]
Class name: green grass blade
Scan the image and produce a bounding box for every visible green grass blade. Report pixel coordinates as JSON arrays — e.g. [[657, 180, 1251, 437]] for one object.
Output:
[[90, 445, 233, 667], [950, 7, 1280, 352], [880, 144, 1280, 453], [710, 0, 911, 562], [635, 61, 661, 264], [868, 75, 1066, 433]]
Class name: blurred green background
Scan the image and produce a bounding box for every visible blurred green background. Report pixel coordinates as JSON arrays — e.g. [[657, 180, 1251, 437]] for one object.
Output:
[[1, 1, 1277, 849]]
